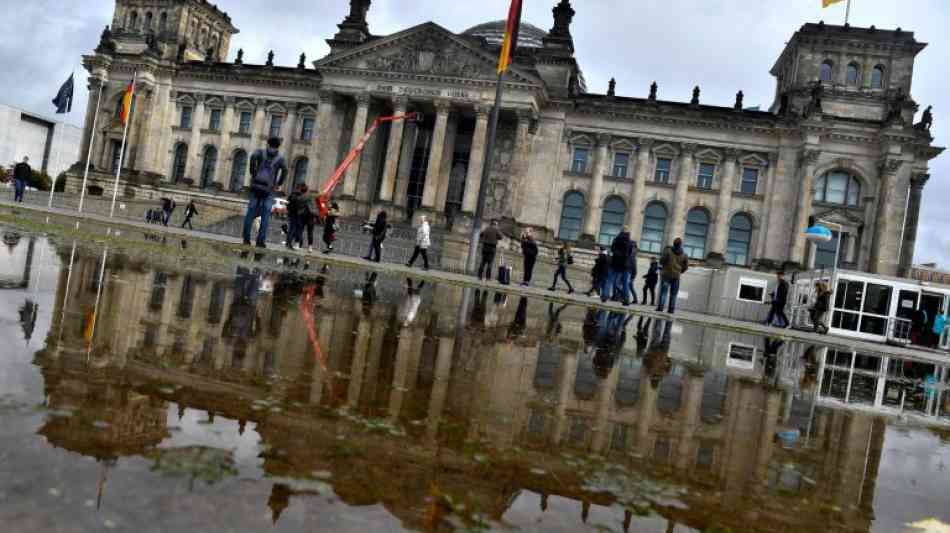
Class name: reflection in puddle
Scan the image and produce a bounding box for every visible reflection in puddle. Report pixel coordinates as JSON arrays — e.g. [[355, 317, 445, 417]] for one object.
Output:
[[1, 233, 950, 532]]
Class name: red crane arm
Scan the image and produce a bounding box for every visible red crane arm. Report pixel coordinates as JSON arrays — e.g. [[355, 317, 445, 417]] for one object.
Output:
[[316, 111, 419, 218]]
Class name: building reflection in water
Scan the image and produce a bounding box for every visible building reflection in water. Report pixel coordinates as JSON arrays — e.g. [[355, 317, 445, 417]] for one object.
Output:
[[32, 241, 905, 531]]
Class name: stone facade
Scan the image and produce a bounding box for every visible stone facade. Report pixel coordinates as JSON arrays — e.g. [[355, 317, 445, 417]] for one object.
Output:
[[74, 0, 943, 275]]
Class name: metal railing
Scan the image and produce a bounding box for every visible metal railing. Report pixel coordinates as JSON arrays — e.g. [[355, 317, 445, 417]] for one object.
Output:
[[940, 326, 950, 351], [886, 317, 913, 345]]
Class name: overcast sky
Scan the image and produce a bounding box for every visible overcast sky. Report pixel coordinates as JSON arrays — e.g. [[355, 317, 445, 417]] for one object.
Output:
[[1, 0, 947, 265]]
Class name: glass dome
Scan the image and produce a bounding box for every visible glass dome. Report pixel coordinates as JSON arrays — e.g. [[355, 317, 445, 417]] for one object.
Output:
[[462, 20, 548, 48]]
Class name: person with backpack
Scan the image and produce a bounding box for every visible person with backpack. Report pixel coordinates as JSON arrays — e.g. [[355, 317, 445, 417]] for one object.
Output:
[[520, 227, 539, 287], [363, 210, 389, 263], [243, 137, 288, 248], [181, 200, 199, 230], [604, 227, 634, 305], [407, 215, 431, 270], [548, 242, 574, 293], [656, 238, 689, 314], [641, 258, 659, 306], [322, 202, 340, 254]]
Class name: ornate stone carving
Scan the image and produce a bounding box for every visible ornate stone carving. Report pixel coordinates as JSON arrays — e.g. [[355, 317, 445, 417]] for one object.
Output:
[[878, 157, 904, 176], [734, 90, 744, 111], [724, 147, 742, 161], [680, 142, 697, 156], [910, 173, 930, 190], [607, 78, 616, 97], [637, 137, 655, 152], [266, 50, 274, 67], [362, 35, 493, 79], [915, 105, 933, 131], [648, 81, 658, 102], [433, 99, 451, 113], [596, 132, 612, 146], [802, 149, 820, 166], [235, 48, 244, 65], [298, 53, 307, 69], [391, 95, 408, 110], [318, 90, 335, 105], [690, 86, 700, 106], [474, 104, 491, 118], [354, 92, 371, 106]]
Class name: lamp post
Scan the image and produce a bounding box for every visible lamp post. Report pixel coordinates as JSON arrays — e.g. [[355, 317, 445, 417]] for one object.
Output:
[[804, 220, 843, 276]]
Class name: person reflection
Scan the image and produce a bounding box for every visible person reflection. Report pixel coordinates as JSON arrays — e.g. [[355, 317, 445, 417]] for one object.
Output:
[[507, 297, 529, 340], [635, 316, 652, 356], [593, 311, 628, 378], [471, 289, 488, 327], [361, 272, 378, 312], [644, 319, 673, 388], [19, 299, 38, 343], [399, 278, 424, 327], [548, 302, 568, 340], [763, 336, 785, 383], [223, 267, 263, 353]]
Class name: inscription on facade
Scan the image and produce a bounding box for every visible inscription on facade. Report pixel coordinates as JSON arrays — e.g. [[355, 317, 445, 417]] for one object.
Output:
[[374, 85, 474, 100]]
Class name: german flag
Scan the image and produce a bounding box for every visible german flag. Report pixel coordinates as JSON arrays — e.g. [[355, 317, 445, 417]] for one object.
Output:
[[119, 78, 135, 126], [497, 0, 523, 74], [822, 0, 845, 7]]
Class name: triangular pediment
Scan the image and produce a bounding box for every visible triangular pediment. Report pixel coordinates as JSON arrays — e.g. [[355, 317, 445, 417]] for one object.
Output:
[[813, 207, 865, 227], [314, 22, 539, 85]]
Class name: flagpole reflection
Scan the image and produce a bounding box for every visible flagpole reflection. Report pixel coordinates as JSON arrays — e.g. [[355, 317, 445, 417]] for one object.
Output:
[[84, 247, 108, 363]]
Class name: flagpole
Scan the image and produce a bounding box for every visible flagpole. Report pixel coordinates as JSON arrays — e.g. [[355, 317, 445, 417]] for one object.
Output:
[[79, 79, 104, 214], [465, 70, 505, 273], [47, 118, 62, 209], [109, 71, 136, 218], [845, 0, 851, 25]]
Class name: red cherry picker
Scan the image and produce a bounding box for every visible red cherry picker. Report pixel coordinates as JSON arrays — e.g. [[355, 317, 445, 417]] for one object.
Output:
[[314, 110, 422, 219]]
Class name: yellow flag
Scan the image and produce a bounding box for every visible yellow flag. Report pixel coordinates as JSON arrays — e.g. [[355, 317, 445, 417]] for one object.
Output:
[[823, 0, 845, 7]]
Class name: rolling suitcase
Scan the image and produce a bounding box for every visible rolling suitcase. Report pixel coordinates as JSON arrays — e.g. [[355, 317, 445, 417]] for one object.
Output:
[[497, 252, 511, 286]]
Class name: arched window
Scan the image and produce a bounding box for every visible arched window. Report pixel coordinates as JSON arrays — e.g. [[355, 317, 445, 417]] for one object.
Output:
[[230, 149, 247, 192], [871, 65, 885, 89], [558, 191, 585, 241], [200, 146, 218, 188], [292, 158, 309, 191], [598, 196, 626, 246], [683, 208, 709, 260], [158, 12, 167, 33], [814, 170, 861, 207], [726, 213, 753, 266], [846, 63, 860, 86], [641, 202, 668, 254], [819, 60, 834, 82], [129, 11, 139, 31], [172, 143, 188, 182], [144, 12, 153, 32]]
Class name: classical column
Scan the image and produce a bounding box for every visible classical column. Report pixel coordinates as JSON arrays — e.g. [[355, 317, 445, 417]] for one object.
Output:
[[510, 109, 533, 220], [379, 96, 407, 202], [250, 98, 266, 150], [591, 360, 620, 453], [425, 336, 454, 443], [669, 143, 697, 241], [709, 149, 740, 260], [755, 153, 779, 260], [343, 93, 371, 197], [674, 370, 704, 470], [552, 352, 578, 445], [583, 133, 611, 238], [422, 100, 451, 209], [388, 326, 419, 422], [218, 97, 235, 185], [315, 90, 337, 189], [346, 319, 372, 408], [626, 138, 653, 238], [634, 369, 659, 457], [184, 93, 206, 181], [461, 105, 490, 213], [899, 173, 929, 276], [870, 158, 904, 274], [284, 102, 298, 152], [129, 86, 154, 171], [789, 149, 820, 265]]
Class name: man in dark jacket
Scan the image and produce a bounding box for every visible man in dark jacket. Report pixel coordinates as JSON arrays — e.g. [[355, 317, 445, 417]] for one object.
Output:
[[363, 210, 389, 262], [520, 227, 539, 286], [181, 200, 198, 230], [657, 238, 689, 314], [603, 228, 633, 305], [642, 258, 659, 306], [161, 197, 176, 227], [243, 136, 288, 248], [765, 270, 790, 327], [12, 157, 31, 203], [477, 220, 503, 281]]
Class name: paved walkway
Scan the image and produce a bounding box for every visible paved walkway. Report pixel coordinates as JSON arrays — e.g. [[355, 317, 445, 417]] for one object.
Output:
[[3, 198, 948, 364]]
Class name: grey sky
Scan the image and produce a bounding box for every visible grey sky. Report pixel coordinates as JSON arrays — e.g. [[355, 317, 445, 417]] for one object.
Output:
[[2, 0, 947, 265]]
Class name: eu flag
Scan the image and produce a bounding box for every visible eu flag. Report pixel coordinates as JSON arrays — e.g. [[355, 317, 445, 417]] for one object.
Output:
[[52, 74, 74, 114]]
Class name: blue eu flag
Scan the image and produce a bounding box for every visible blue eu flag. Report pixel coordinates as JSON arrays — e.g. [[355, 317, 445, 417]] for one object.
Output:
[[52, 74, 74, 114]]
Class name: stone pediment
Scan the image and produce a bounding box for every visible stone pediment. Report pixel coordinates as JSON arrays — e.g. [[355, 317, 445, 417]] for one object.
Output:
[[813, 207, 865, 228], [314, 22, 538, 85]]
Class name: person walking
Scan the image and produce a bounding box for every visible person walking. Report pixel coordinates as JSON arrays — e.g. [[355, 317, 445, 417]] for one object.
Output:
[[656, 238, 689, 314], [322, 202, 340, 254], [642, 258, 659, 306], [285, 185, 305, 250], [810, 281, 831, 334], [548, 242, 574, 293], [520, 227, 539, 286], [297, 185, 317, 252], [181, 200, 199, 230], [625, 238, 639, 305], [587, 247, 608, 297], [407, 215, 431, 270], [765, 270, 790, 328], [12, 156, 31, 203], [363, 211, 389, 262], [161, 197, 176, 227], [477, 220, 503, 281], [243, 136, 288, 248], [604, 227, 633, 305]]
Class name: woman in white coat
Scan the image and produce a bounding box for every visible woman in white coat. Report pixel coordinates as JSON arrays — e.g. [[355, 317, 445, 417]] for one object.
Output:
[[407, 215, 431, 270]]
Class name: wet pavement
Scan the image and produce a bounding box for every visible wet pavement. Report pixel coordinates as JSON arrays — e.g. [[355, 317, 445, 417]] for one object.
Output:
[[1, 227, 950, 532]]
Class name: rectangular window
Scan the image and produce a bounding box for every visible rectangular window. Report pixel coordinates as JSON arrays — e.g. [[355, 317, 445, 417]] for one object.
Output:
[[612, 152, 630, 177], [740, 167, 759, 194], [654, 158, 672, 183], [301, 117, 315, 141], [180, 106, 193, 128], [110, 140, 123, 173], [208, 109, 222, 131], [238, 111, 252, 134], [727, 342, 756, 370], [737, 278, 767, 303], [571, 147, 590, 173], [696, 162, 715, 189], [269, 115, 283, 139]]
